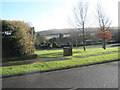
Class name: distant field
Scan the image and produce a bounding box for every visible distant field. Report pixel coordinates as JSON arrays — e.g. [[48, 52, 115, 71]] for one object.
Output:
[[44, 34, 71, 40], [45, 36, 54, 40]]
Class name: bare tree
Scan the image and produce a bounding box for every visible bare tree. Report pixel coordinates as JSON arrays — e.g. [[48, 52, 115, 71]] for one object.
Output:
[[69, 1, 89, 51], [96, 4, 112, 49], [70, 30, 79, 48]]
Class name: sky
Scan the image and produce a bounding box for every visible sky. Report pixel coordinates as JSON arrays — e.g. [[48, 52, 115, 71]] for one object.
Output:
[[0, 0, 119, 31]]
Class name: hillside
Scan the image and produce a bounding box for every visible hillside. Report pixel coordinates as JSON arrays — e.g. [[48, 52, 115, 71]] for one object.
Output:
[[35, 27, 119, 43], [36, 28, 99, 36], [36, 28, 77, 36]]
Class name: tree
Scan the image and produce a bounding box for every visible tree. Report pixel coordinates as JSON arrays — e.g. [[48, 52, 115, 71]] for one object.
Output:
[[70, 30, 80, 48], [59, 33, 64, 38], [69, 1, 89, 51], [35, 33, 47, 48], [112, 29, 120, 43], [2, 20, 35, 58], [96, 4, 112, 49]]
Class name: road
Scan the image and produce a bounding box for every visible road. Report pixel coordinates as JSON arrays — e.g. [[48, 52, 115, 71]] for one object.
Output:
[[87, 43, 120, 48], [2, 62, 118, 88]]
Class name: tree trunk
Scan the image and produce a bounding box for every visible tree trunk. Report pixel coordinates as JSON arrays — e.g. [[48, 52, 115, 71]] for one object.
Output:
[[102, 38, 106, 49], [83, 23, 86, 51], [75, 39, 78, 49]]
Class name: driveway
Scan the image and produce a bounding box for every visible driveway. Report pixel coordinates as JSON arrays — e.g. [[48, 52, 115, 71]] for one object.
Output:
[[2, 62, 118, 88]]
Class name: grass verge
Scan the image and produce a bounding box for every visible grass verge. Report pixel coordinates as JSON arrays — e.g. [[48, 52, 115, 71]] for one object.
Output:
[[3, 47, 118, 67], [35, 47, 119, 58], [2, 47, 118, 64], [1, 53, 119, 76]]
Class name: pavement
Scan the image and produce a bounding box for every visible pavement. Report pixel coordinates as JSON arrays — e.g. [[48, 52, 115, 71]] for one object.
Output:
[[2, 61, 119, 88]]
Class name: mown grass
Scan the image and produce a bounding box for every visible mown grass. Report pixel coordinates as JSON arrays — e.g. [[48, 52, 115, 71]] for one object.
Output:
[[1, 53, 119, 76], [35, 47, 119, 58], [3, 47, 118, 64]]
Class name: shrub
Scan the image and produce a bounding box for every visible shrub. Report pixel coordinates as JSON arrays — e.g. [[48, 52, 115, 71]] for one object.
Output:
[[2, 20, 35, 58], [46, 43, 52, 48], [52, 42, 59, 48]]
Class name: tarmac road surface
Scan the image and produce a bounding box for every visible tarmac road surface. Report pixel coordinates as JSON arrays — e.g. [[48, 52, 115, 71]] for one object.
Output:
[[2, 62, 119, 88]]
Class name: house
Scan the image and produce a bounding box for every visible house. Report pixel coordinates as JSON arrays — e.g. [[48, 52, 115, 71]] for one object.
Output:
[[48, 37, 71, 46]]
